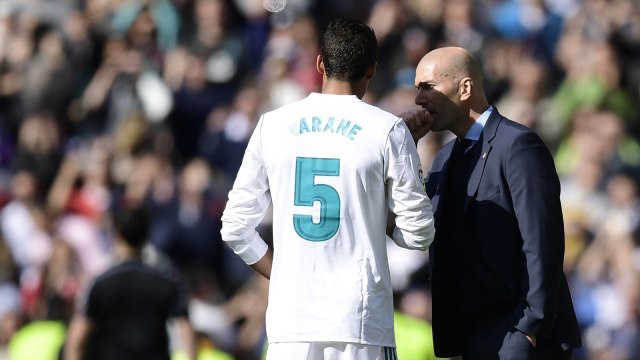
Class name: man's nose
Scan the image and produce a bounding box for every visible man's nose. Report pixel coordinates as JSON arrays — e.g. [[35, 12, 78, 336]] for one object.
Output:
[[414, 90, 426, 106]]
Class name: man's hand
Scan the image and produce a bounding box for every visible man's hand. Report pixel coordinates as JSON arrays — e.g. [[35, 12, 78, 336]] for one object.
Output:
[[399, 108, 434, 144]]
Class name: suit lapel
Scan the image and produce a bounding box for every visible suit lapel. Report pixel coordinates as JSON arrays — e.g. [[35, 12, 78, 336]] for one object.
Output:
[[463, 111, 502, 214]]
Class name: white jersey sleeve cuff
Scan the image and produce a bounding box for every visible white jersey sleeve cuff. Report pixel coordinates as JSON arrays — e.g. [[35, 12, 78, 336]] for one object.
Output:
[[233, 232, 269, 265]]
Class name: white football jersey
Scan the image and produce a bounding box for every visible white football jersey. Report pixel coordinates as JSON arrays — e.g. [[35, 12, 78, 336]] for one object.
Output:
[[221, 93, 435, 346]]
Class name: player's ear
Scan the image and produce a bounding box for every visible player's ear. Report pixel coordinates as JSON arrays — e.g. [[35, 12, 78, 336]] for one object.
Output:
[[316, 55, 325, 75], [366, 62, 376, 80]]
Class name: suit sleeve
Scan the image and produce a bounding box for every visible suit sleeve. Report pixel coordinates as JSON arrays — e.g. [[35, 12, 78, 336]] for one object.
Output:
[[506, 131, 564, 336], [385, 120, 435, 250], [220, 116, 270, 265]]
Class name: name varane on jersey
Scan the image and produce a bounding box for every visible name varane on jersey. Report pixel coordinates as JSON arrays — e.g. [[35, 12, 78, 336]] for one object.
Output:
[[221, 93, 434, 346], [289, 116, 362, 140]]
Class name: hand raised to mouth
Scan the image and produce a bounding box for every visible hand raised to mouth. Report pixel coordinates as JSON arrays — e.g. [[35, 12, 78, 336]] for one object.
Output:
[[399, 108, 434, 144]]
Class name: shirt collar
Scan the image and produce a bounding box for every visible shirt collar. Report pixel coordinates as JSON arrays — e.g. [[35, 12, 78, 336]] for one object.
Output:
[[308, 92, 361, 102], [464, 105, 493, 141]]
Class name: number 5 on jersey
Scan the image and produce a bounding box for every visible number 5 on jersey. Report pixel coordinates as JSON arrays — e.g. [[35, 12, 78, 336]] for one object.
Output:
[[293, 157, 341, 241]]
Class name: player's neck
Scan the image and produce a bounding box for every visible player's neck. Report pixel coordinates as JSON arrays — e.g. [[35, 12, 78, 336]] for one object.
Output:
[[322, 78, 367, 99], [115, 240, 143, 261]]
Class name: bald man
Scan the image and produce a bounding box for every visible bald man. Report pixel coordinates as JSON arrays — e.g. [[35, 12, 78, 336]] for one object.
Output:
[[403, 47, 581, 359]]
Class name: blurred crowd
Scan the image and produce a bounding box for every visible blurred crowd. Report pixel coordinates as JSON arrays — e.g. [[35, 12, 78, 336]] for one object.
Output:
[[0, 0, 639, 359]]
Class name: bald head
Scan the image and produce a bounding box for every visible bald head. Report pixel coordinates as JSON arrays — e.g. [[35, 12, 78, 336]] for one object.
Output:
[[417, 47, 484, 87]]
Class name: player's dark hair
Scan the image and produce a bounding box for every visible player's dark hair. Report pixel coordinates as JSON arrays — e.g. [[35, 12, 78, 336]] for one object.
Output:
[[321, 17, 377, 83], [113, 206, 149, 249]]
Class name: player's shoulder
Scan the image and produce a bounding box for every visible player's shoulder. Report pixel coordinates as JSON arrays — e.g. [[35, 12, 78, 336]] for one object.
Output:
[[260, 95, 401, 131], [262, 96, 312, 119], [359, 101, 401, 122], [351, 103, 404, 138], [94, 259, 175, 285]]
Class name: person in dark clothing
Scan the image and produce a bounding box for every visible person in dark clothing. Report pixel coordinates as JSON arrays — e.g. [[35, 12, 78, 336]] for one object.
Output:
[[63, 206, 195, 360], [403, 46, 581, 359]]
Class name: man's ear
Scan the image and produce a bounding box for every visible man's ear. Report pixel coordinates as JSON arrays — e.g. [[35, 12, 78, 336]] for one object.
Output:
[[316, 55, 325, 75], [459, 77, 472, 101], [366, 62, 377, 80]]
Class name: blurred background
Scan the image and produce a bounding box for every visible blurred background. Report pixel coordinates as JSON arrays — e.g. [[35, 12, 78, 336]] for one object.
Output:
[[0, 0, 639, 359]]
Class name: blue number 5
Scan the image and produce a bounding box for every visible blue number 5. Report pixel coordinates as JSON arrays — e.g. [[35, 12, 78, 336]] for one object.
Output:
[[294, 157, 341, 241]]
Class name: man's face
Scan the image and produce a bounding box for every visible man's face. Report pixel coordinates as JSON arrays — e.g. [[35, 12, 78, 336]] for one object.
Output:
[[413, 59, 462, 133]]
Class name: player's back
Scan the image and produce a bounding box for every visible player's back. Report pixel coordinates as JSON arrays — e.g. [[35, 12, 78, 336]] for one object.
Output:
[[83, 260, 183, 360], [257, 93, 405, 346]]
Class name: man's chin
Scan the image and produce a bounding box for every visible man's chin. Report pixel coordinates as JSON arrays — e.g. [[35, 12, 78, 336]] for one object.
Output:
[[429, 122, 444, 133]]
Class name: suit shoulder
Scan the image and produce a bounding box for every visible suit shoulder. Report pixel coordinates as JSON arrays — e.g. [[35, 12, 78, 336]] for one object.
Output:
[[496, 117, 546, 143], [498, 116, 534, 134]]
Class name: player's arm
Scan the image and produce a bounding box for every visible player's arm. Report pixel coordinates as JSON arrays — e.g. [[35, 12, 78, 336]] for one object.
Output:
[[385, 119, 435, 250], [250, 248, 273, 279], [168, 277, 197, 360], [172, 317, 197, 360], [65, 280, 97, 360], [220, 117, 272, 273], [64, 314, 93, 360]]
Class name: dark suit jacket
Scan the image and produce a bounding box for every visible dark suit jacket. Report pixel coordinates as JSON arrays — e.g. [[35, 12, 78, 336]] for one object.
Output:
[[425, 109, 581, 357]]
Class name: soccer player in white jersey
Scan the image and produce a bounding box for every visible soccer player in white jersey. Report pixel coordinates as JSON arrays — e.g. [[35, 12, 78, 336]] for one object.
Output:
[[220, 17, 435, 360]]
